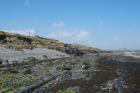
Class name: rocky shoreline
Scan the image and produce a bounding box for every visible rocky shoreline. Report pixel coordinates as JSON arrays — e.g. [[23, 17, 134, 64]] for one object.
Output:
[[0, 46, 140, 93]]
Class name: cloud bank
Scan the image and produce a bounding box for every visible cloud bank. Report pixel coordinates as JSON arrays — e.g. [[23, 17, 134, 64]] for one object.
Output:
[[48, 30, 94, 45]]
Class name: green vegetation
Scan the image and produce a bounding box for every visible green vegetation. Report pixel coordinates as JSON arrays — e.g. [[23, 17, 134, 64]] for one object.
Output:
[[58, 89, 76, 93], [0, 30, 102, 54], [0, 74, 22, 93], [0, 72, 38, 93], [0, 30, 59, 50]]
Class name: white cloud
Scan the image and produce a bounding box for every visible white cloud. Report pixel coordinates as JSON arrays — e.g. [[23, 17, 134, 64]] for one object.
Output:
[[48, 30, 94, 45], [77, 30, 89, 39], [3, 29, 36, 36], [51, 21, 65, 29], [48, 20, 95, 46]]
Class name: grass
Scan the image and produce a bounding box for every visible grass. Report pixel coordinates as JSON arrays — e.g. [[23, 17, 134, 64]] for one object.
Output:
[[58, 89, 76, 93], [0, 71, 38, 93], [0, 74, 20, 93], [0, 30, 102, 54]]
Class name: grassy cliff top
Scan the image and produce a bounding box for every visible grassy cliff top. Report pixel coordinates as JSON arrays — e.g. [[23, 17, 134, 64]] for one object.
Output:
[[0, 31, 102, 55]]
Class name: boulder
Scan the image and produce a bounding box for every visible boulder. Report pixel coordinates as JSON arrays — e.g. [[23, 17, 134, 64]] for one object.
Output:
[[2, 60, 9, 65], [9, 69, 18, 73], [81, 63, 90, 70], [24, 69, 32, 74], [42, 55, 48, 59], [23, 57, 37, 62], [0, 59, 3, 64], [56, 64, 72, 71]]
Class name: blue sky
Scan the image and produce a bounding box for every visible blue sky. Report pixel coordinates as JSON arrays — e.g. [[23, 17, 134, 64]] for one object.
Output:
[[0, 0, 140, 49]]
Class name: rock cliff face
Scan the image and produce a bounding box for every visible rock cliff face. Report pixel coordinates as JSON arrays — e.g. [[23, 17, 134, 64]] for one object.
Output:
[[0, 47, 69, 64]]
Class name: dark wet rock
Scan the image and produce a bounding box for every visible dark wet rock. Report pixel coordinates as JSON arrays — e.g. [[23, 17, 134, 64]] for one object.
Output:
[[56, 64, 72, 71], [65, 48, 84, 56], [24, 69, 32, 74], [63, 71, 72, 79], [56, 46, 66, 53], [9, 69, 18, 73], [62, 65, 72, 71], [42, 55, 48, 59], [0, 59, 3, 64], [64, 44, 68, 47], [63, 67, 72, 70], [23, 57, 37, 62], [12, 61, 19, 66], [2, 60, 9, 65]]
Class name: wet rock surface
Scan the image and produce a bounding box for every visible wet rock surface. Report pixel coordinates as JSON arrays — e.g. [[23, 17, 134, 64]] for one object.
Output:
[[0, 52, 140, 93], [40, 55, 140, 93]]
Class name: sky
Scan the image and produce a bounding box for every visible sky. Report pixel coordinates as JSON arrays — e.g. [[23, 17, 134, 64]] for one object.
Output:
[[0, 0, 140, 50]]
